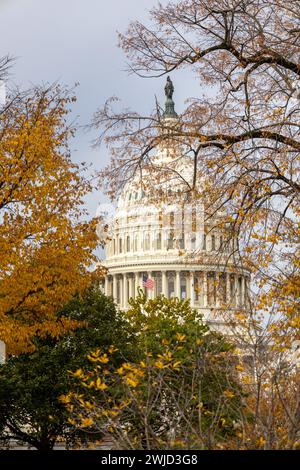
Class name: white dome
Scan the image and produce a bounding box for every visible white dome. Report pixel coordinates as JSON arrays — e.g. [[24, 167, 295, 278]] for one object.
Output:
[[101, 78, 250, 328]]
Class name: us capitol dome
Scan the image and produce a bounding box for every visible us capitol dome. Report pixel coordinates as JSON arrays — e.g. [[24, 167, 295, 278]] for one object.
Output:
[[102, 77, 250, 329]]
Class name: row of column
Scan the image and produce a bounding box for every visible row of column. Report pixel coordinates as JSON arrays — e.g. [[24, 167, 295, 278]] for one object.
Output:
[[104, 271, 248, 310], [108, 232, 235, 256]]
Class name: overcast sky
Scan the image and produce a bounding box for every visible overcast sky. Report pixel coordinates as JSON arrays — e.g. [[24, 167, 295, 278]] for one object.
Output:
[[0, 0, 200, 218]]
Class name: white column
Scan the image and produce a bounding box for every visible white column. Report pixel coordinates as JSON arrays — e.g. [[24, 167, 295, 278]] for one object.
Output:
[[113, 275, 117, 302], [135, 272, 140, 297], [241, 276, 245, 307], [119, 276, 123, 307], [162, 271, 167, 297], [245, 277, 249, 307], [226, 273, 231, 304], [189, 271, 195, 307], [123, 274, 128, 308], [186, 272, 190, 299], [234, 275, 238, 307], [203, 272, 208, 307], [128, 275, 134, 300], [104, 276, 109, 296], [175, 271, 181, 299], [214, 273, 218, 306]]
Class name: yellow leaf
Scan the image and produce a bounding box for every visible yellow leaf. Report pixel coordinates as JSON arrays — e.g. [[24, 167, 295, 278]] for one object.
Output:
[[175, 333, 186, 342], [96, 378, 107, 390], [81, 417, 94, 428], [172, 361, 181, 370], [223, 390, 235, 399], [125, 376, 139, 387]]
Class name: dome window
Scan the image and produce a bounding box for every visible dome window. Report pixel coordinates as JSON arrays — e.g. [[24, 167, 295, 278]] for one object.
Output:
[[208, 273, 217, 306], [179, 236, 184, 249], [167, 233, 174, 250], [144, 233, 150, 251], [170, 212, 174, 229], [202, 234, 207, 250], [180, 274, 187, 299], [167, 274, 175, 298], [126, 235, 130, 252], [191, 236, 196, 250], [211, 235, 216, 251], [156, 232, 162, 250]]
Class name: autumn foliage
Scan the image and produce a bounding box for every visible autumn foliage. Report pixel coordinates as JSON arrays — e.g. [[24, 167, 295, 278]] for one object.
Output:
[[0, 84, 99, 354]]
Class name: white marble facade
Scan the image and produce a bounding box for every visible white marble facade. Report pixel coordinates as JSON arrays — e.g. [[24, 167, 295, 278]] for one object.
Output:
[[102, 166, 250, 327]]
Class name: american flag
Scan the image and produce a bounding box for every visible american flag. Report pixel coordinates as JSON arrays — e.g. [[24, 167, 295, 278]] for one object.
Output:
[[142, 275, 155, 290]]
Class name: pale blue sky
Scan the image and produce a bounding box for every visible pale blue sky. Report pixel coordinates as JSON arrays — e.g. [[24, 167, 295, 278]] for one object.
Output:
[[0, 0, 200, 217]]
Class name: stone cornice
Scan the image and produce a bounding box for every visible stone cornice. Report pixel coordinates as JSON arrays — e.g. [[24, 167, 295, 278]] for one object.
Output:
[[104, 260, 251, 276]]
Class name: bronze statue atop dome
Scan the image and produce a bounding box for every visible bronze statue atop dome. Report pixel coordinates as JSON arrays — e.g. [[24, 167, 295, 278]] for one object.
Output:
[[165, 76, 174, 100], [163, 76, 178, 118]]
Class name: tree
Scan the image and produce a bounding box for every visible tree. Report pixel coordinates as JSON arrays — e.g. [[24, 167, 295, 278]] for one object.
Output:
[[0, 285, 135, 450], [63, 294, 242, 450], [90, 0, 300, 448], [125, 291, 209, 356], [0, 55, 12, 84], [0, 82, 101, 354]]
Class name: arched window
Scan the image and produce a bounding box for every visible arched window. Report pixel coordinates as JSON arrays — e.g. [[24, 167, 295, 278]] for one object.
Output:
[[178, 236, 184, 249], [154, 273, 162, 296], [156, 232, 162, 249], [238, 277, 242, 306], [191, 235, 196, 250], [202, 234, 207, 250], [170, 211, 174, 229], [220, 236, 223, 251], [180, 274, 187, 299], [144, 233, 150, 250], [168, 212, 175, 249], [113, 239, 116, 255], [126, 235, 130, 252], [219, 273, 226, 303], [208, 273, 216, 306], [168, 274, 175, 298], [167, 233, 174, 249], [179, 209, 184, 248], [119, 238, 122, 254], [211, 235, 216, 251]]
